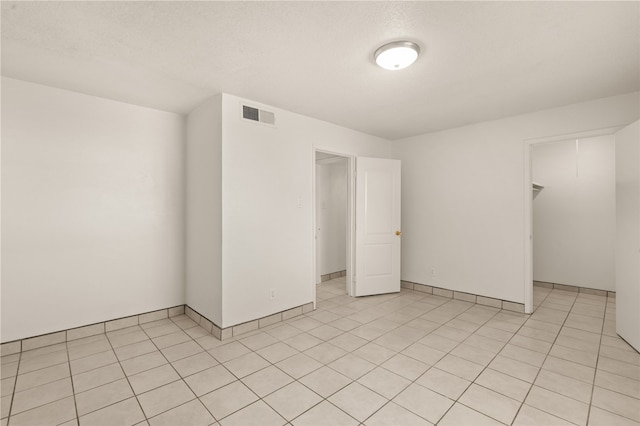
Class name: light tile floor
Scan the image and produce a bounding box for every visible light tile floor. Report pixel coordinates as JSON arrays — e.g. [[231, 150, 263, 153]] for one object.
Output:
[[1, 278, 639, 425]]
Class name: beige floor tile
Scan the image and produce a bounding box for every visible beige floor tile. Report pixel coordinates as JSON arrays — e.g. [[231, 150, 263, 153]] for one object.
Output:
[[438, 403, 503, 426], [1, 378, 14, 398], [128, 364, 180, 395], [595, 369, 640, 399], [241, 365, 293, 398], [170, 352, 218, 378], [70, 350, 117, 375], [488, 355, 540, 383], [328, 317, 362, 332], [283, 391, 353, 424], [417, 334, 458, 352], [195, 335, 226, 351], [288, 317, 324, 332], [534, 369, 593, 403], [473, 325, 514, 343], [151, 331, 192, 350], [353, 342, 397, 365], [513, 404, 574, 426], [78, 396, 144, 426], [328, 333, 369, 352], [588, 406, 640, 426], [415, 367, 471, 400], [525, 385, 589, 425], [108, 330, 149, 349], [450, 343, 496, 366], [393, 383, 454, 423], [12, 377, 73, 414], [555, 334, 600, 354], [160, 340, 203, 362], [137, 380, 195, 418], [114, 341, 158, 362], [565, 313, 603, 333], [434, 354, 483, 382], [459, 383, 520, 424], [328, 382, 387, 422], [542, 355, 595, 384], [550, 343, 598, 367], [462, 334, 505, 353], [380, 353, 429, 381], [72, 363, 124, 394], [264, 381, 322, 421], [284, 333, 324, 352], [431, 325, 472, 343], [401, 343, 447, 366], [276, 353, 323, 379], [67, 339, 112, 361], [1, 362, 18, 380], [474, 368, 531, 402], [264, 324, 303, 341], [328, 353, 375, 380], [1, 395, 11, 419], [256, 342, 298, 364], [120, 351, 167, 377], [508, 334, 552, 354], [200, 380, 258, 420], [184, 365, 236, 397], [517, 326, 558, 343], [238, 332, 278, 351], [308, 325, 344, 341], [75, 378, 133, 416], [144, 323, 181, 339], [500, 344, 546, 368], [15, 363, 70, 393], [148, 399, 214, 426], [8, 396, 76, 426], [304, 342, 347, 364], [219, 400, 285, 426], [363, 402, 432, 426], [597, 357, 640, 381], [208, 342, 251, 363], [358, 367, 411, 399], [600, 345, 640, 366], [298, 366, 352, 398], [591, 386, 640, 422], [223, 352, 269, 378], [20, 344, 67, 361], [18, 351, 68, 375]]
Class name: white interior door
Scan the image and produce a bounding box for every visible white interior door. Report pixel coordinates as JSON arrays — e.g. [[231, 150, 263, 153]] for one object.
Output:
[[615, 120, 640, 351], [355, 157, 401, 296]]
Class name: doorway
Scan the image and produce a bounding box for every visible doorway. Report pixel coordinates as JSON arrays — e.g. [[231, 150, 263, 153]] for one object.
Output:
[[523, 126, 622, 313], [314, 150, 354, 300]]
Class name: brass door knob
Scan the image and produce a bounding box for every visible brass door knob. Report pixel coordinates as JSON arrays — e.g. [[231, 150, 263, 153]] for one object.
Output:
[[396, 230, 402, 236]]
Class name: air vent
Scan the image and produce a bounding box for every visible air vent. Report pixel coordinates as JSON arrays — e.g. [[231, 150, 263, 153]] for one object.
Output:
[[241, 104, 276, 127]]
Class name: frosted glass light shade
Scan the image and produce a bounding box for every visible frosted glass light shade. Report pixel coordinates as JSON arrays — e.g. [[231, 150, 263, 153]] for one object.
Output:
[[374, 41, 420, 70]]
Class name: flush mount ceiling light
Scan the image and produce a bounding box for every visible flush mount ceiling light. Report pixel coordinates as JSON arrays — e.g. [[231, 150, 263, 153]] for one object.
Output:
[[374, 41, 420, 70]]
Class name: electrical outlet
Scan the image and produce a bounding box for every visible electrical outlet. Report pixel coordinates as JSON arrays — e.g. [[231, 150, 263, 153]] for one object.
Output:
[[429, 268, 436, 277], [270, 288, 276, 300]]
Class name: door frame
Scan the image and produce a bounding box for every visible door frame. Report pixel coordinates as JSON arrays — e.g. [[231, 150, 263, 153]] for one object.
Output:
[[312, 148, 356, 307], [523, 125, 622, 314]]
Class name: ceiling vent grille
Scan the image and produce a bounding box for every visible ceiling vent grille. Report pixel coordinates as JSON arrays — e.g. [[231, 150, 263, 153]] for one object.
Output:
[[242, 104, 276, 126]]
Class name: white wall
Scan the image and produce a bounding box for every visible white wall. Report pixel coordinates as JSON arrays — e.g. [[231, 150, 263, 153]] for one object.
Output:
[[1, 77, 185, 342], [393, 92, 639, 304], [220, 94, 390, 327], [615, 120, 640, 351], [316, 157, 347, 277], [532, 136, 616, 290], [185, 95, 223, 325]]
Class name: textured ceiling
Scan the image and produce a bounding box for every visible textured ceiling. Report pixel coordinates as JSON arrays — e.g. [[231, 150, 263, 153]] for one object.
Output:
[[2, 1, 639, 140]]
